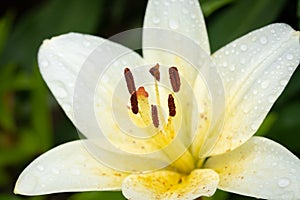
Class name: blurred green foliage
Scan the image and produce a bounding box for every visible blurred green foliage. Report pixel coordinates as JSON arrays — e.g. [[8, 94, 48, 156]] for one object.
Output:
[[0, 0, 299, 199]]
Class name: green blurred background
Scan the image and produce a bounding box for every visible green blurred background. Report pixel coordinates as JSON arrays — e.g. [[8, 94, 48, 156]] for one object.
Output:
[[0, 0, 299, 199]]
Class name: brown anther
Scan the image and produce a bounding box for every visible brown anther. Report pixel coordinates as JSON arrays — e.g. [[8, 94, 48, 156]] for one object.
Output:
[[124, 68, 136, 94], [149, 63, 160, 81], [168, 94, 176, 117], [151, 105, 159, 128], [130, 91, 139, 114], [169, 67, 181, 92], [136, 86, 149, 97]]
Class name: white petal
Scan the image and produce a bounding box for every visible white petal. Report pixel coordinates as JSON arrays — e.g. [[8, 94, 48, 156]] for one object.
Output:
[[122, 169, 219, 200], [14, 140, 129, 195], [205, 137, 300, 200], [38, 33, 144, 128], [207, 23, 300, 156], [38, 33, 104, 123], [143, 0, 210, 55]]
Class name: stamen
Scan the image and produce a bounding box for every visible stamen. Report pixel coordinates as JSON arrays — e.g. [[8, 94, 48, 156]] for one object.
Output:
[[168, 94, 176, 117], [124, 68, 136, 94], [130, 91, 138, 114], [149, 63, 160, 81], [151, 105, 159, 128], [136, 86, 149, 98], [169, 67, 181, 92]]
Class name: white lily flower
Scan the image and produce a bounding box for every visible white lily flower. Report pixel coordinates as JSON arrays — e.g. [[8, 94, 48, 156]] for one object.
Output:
[[15, 0, 300, 199]]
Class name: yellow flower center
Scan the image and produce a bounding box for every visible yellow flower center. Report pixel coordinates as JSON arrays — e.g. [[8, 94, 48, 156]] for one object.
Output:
[[124, 64, 195, 174]]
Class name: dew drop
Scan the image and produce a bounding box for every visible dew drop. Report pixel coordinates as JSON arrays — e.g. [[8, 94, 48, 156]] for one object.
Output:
[[250, 124, 257, 131], [259, 36, 268, 45], [229, 66, 235, 71], [191, 14, 196, 19], [152, 16, 160, 24], [83, 40, 91, 47], [40, 60, 49, 68], [164, 1, 170, 6], [252, 90, 258, 95], [37, 165, 44, 171], [182, 8, 188, 14], [278, 178, 290, 188], [243, 107, 250, 113], [62, 103, 72, 113], [240, 58, 246, 64], [279, 80, 287, 87], [286, 54, 294, 60], [169, 19, 179, 30], [52, 169, 60, 174], [261, 80, 270, 89], [268, 95, 276, 103], [53, 84, 68, 98], [240, 44, 248, 51]]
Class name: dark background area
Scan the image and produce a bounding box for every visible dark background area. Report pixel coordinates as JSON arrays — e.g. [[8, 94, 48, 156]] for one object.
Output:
[[0, 0, 299, 199]]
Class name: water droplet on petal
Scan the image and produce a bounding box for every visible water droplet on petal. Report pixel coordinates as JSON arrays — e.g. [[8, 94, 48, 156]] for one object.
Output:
[[278, 178, 290, 188], [240, 58, 246, 64], [182, 8, 188, 14], [169, 19, 179, 30], [286, 54, 294, 60], [152, 16, 160, 24], [280, 79, 288, 86], [268, 95, 276, 103], [259, 36, 268, 44], [250, 124, 257, 131], [40, 60, 49, 68], [229, 66, 235, 71], [243, 107, 250, 113], [261, 80, 270, 89], [240, 44, 248, 51], [191, 14, 196, 19], [53, 84, 68, 98], [37, 165, 44, 171], [83, 40, 91, 47], [52, 169, 60, 174], [62, 103, 72, 113]]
